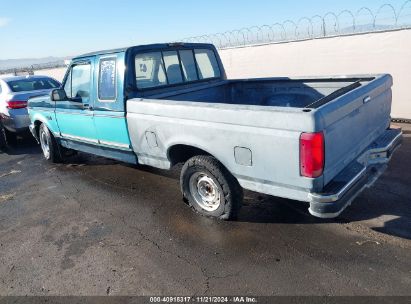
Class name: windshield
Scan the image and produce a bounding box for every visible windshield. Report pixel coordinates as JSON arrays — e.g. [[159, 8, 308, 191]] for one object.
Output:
[[135, 48, 221, 90], [6, 78, 60, 92]]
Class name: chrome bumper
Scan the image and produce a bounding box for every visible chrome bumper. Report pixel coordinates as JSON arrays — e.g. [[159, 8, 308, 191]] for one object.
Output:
[[308, 128, 402, 218]]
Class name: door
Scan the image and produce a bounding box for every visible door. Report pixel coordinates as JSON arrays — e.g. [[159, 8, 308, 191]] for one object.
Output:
[[56, 59, 98, 143], [93, 54, 131, 150]]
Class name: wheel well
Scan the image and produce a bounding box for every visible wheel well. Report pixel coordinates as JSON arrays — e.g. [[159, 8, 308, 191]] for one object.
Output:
[[33, 120, 42, 138], [168, 144, 211, 166]]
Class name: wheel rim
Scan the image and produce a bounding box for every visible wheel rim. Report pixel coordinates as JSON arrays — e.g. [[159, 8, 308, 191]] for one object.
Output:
[[40, 128, 50, 159], [189, 173, 221, 212]]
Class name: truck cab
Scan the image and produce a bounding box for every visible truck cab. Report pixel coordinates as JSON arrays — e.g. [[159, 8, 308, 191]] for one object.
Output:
[[40, 51, 132, 159]]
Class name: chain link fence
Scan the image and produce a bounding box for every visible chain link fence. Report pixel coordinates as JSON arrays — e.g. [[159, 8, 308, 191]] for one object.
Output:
[[180, 1, 411, 48]]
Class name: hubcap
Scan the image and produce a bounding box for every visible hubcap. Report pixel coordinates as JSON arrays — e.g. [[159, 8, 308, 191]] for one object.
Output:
[[189, 173, 221, 212], [40, 129, 50, 159]]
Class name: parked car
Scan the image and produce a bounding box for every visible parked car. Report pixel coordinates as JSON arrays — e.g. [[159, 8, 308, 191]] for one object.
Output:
[[28, 43, 402, 220], [0, 75, 61, 148]]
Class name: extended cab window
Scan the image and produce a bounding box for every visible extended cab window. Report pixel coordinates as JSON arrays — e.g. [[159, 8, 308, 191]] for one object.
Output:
[[98, 58, 116, 100], [163, 51, 183, 85], [135, 48, 221, 90], [64, 63, 91, 102], [194, 49, 221, 79]]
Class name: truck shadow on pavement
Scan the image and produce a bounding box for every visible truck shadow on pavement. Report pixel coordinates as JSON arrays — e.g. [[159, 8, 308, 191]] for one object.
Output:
[[340, 129, 411, 241], [88, 156, 411, 242]]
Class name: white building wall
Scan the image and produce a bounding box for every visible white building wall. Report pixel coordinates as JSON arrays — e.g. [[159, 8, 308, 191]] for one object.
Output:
[[219, 29, 411, 119]]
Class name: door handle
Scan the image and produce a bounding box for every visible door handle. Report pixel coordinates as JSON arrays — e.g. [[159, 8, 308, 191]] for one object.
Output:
[[83, 104, 93, 110], [363, 96, 371, 104]]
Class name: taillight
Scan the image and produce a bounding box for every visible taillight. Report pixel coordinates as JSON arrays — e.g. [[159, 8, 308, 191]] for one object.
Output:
[[6, 100, 27, 109], [300, 131, 325, 178]]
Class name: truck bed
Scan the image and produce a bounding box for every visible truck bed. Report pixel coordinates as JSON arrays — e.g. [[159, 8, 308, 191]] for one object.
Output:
[[147, 77, 375, 109]]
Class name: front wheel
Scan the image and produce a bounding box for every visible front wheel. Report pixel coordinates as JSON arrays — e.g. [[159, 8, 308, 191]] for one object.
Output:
[[180, 155, 243, 220], [39, 124, 62, 163]]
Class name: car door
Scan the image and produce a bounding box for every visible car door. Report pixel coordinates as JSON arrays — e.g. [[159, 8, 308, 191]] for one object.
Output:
[[55, 59, 98, 143], [93, 54, 131, 150]]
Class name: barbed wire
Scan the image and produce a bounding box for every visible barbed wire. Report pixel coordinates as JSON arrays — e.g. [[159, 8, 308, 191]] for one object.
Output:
[[179, 1, 411, 48]]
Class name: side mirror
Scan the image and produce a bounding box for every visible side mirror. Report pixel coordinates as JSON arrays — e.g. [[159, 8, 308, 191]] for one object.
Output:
[[51, 89, 67, 102]]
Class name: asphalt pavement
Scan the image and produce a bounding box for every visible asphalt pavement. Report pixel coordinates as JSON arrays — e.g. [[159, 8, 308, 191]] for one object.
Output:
[[0, 124, 410, 296]]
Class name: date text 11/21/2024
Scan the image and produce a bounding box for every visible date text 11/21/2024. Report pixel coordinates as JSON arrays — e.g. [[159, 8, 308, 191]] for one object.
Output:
[[149, 296, 258, 303]]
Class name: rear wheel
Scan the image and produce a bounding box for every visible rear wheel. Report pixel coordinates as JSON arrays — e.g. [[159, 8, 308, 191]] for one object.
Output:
[[39, 123, 62, 163], [5, 129, 17, 145], [0, 123, 8, 150], [181, 155, 243, 220]]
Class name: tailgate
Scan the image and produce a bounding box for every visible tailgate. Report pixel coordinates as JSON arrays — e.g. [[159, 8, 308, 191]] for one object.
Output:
[[318, 74, 393, 185]]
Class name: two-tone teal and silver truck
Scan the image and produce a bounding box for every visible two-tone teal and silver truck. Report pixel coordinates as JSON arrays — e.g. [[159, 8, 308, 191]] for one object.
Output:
[[28, 43, 402, 220]]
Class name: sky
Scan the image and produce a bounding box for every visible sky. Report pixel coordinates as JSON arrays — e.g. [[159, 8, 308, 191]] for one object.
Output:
[[0, 0, 407, 59]]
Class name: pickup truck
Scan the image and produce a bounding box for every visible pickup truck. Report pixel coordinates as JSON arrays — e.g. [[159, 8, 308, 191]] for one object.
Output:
[[28, 43, 402, 220]]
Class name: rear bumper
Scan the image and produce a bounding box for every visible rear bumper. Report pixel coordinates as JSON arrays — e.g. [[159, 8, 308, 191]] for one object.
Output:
[[308, 128, 402, 218], [0, 110, 30, 133]]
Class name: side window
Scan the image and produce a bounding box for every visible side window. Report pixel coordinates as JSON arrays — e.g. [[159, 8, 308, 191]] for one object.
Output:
[[194, 49, 221, 79], [98, 58, 116, 101], [63, 64, 91, 101], [66, 64, 91, 101], [163, 51, 183, 84], [179, 50, 198, 82], [135, 52, 167, 89], [63, 68, 72, 98]]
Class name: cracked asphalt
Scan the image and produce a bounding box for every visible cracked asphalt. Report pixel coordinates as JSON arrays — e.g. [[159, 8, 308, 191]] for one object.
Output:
[[0, 124, 410, 296]]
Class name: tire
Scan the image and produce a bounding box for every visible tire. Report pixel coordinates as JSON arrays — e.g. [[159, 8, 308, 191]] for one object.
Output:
[[39, 123, 62, 163], [180, 155, 243, 220], [0, 123, 8, 150], [5, 129, 17, 145]]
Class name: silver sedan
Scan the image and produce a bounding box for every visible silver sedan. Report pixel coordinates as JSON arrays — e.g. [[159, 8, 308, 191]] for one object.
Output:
[[0, 75, 60, 147]]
